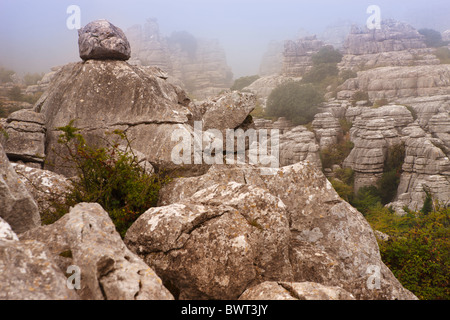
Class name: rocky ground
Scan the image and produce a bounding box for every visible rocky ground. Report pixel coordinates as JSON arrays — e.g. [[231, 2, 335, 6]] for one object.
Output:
[[1, 17, 448, 300]]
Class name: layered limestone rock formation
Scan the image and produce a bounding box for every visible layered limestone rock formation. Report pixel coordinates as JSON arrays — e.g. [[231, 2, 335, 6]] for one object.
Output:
[[282, 35, 326, 77], [259, 41, 284, 76], [127, 19, 233, 99], [312, 112, 343, 150], [343, 105, 414, 191], [339, 19, 439, 71], [337, 65, 450, 101], [3, 110, 46, 166], [394, 130, 450, 211]]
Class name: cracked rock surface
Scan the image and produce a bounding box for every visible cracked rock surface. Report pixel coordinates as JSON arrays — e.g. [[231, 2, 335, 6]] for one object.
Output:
[[20, 202, 173, 300]]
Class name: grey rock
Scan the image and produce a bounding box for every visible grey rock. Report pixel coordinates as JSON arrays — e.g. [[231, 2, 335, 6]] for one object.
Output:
[[0, 144, 40, 234], [0, 217, 19, 242], [337, 65, 450, 101], [125, 182, 293, 300], [35, 59, 196, 176], [312, 112, 343, 150], [0, 239, 80, 300], [4, 110, 46, 164], [155, 162, 417, 300], [11, 163, 72, 218], [239, 281, 355, 300], [20, 202, 174, 300], [78, 20, 131, 61]]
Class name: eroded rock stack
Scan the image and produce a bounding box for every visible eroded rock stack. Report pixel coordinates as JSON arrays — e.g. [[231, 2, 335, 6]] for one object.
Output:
[[282, 36, 326, 77], [339, 19, 439, 71], [127, 19, 233, 99]]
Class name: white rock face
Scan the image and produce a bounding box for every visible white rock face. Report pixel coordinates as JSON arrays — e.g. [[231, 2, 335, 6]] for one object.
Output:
[[337, 65, 450, 101], [20, 203, 174, 300], [138, 162, 417, 300]]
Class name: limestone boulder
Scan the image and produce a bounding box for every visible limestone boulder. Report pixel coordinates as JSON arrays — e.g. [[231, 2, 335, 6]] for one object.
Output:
[[78, 20, 131, 61], [153, 162, 417, 300], [3, 110, 46, 165], [20, 203, 174, 300], [11, 163, 72, 219], [0, 144, 40, 234], [34, 59, 196, 176], [239, 281, 355, 300], [125, 182, 293, 300]]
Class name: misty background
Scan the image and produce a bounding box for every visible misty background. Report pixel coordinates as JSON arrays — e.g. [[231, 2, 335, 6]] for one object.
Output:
[[1, 0, 450, 78]]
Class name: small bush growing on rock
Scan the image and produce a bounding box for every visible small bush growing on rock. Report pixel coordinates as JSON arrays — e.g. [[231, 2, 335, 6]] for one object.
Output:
[[351, 90, 371, 106], [266, 81, 323, 125], [53, 121, 169, 237], [418, 28, 446, 48], [434, 47, 450, 64], [230, 75, 260, 91], [311, 46, 343, 65], [367, 205, 450, 300]]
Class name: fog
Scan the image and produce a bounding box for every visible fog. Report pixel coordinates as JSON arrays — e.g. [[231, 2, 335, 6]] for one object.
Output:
[[1, 0, 450, 78]]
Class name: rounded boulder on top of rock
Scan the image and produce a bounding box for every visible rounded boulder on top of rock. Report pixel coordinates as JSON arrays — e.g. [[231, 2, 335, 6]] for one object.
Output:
[[78, 19, 131, 61]]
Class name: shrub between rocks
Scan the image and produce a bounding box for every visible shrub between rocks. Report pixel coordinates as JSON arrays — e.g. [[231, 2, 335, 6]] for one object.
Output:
[[48, 121, 169, 238]]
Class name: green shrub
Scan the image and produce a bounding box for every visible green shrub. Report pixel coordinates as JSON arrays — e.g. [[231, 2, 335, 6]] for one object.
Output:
[[0, 67, 14, 84], [369, 206, 450, 300], [24, 72, 44, 86], [351, 90, 371, 106], [230, 75, 260, 91], [266, 81, 323, 125], [311, 46, 343, 65], [51, 121, 169, 238], [434, 47, 450, 64], [351, 186, 382, 214], [340, 69, 357, 81], [418, 29, 446, 48], [302, 63, 339, 85], [7, 86, 23, 101]]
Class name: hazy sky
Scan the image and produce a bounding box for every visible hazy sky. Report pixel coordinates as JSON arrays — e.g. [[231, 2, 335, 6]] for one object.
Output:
[[1, 0, 450, 78]]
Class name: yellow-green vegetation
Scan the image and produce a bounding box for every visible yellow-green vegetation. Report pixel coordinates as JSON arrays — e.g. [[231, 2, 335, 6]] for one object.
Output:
[[300, 46, 347, 96], [230, 75, 260, 91], [320, 119, 354, 170], [266, 81, 323, 125], [351, 90, 371, 106], [434, 47, 450, 64], [48, 121, 170, 238], [330, 142, 448, 299], [7, 85, 42, 104], [0, 67, 14, 83], [366, 204, 449, 300]]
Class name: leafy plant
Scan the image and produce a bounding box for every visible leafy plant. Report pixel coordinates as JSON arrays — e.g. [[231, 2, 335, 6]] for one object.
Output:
[[368, 206, 450, 300], [51, 121, 169, 238], [434, 47, 450, 64], [266, 81, 323, 125], [231, 75, 260, 91], [418, 28, 447, 48]]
